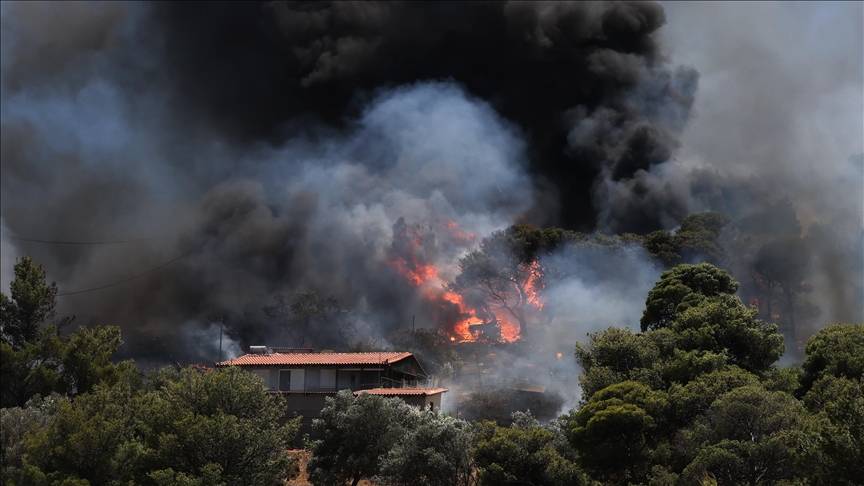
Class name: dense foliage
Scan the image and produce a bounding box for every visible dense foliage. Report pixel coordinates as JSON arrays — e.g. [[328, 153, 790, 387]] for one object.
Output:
[[1, 325, 139, 408], [0, 258, 299, 486], [640, 262, 739, 331], [302, 264, 862, 485], [1, 257, 59, 348], [308, 391, 472, 486], [3, 254, 862, 485], [472, 413, 585, 486], [1, 367, 300, 486], [566, 263, 863, 485], [799, 323, 864, 392], [379, 409, 473, 486]]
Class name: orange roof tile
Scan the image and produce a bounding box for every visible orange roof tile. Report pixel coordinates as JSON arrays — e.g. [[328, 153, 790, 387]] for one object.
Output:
[[217, 351, 414, 367], [355, 387, 448, 396]]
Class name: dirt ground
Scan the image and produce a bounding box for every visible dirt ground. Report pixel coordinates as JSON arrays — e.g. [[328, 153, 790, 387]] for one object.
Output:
[[286, 450, 378, 486]]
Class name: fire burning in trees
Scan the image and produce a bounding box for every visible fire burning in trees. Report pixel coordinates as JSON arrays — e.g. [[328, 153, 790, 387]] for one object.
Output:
[[525, 260, 543, 310], [387, 219, 543, 343], [441, 290, 486, 341]]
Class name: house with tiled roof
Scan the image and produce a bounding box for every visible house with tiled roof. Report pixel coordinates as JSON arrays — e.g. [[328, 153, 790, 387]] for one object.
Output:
[[217, 347, 447, 431]]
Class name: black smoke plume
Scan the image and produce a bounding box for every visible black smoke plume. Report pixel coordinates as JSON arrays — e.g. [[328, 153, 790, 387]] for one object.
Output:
[[1, 1, 860, 363], [149, 0, 698, 229]]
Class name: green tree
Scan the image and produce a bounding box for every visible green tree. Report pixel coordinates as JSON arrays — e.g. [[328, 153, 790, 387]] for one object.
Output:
[[641, 263, 738, 332], [0, 330, 63, 407], [472, 415, 585, 486], [379, 411, 473, 486], [803, 375, 864, 484], [574, 327, 663, 398], [575, 327, 660, 376], [24, 380, 144, 485], [670, 294, 784, 373], [667, 366, 760, 427], [799, 323, 864, 393], [308, 390, 417, 486], [60, 325, 138, 395], [148, 464, 226, 486], [678, 385, 820, 485], [141, 367, 300, 485], [1, 394, 65, 484], [642, 230, 681, 267], [567, 381, 669, 484], [642, 212, 729, 266], [658, 349, 729, 385], [675, 212, 729, 264], [761, 366, 802, 395], [18, 367, 299, 485], [1, 257, 58, 348], [1, 325, 136, 407]]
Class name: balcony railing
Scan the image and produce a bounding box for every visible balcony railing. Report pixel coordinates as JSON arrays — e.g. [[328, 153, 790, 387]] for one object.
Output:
[[267, 379, 431, 394]]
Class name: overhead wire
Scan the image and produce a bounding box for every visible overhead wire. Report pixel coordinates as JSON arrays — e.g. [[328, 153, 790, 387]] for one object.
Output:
[[56, 251, 193, 297], [7, 235, 155, 245], [4, 230, 194, 296]]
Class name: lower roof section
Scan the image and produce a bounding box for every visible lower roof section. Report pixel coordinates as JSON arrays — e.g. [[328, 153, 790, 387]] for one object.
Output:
[[355, 387, 448, 397]]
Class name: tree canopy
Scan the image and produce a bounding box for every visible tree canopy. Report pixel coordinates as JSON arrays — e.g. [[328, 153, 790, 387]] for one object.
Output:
[[799, 323, 864, 393], [3, 367, 299, 486], [1, 257, 58, 348], [379, 411, 473, 486], [308, 391, 418, 486], [641, 262, 739, 332], [0, 325, 138, 408], [565, 262, 848, 485], [2, 257, 861, 486], [309, 390, 474, 486], [678, 385, 821, 485], [472, 413, 586, 486]]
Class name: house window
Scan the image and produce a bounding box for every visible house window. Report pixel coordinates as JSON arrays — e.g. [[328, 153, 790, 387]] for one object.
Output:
[[290, 369, 305, 391], [279, 370, 291, 391], [320, 369, 336, 390]]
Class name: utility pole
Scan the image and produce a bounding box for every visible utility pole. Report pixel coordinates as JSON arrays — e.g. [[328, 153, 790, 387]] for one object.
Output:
[[218, 316, 224, 362]]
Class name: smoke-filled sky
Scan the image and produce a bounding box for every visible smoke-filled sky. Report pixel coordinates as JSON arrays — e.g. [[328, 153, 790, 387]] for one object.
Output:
[[1, 1, 861, 362]]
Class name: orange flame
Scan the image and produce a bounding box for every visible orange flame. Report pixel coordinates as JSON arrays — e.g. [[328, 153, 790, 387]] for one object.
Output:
[[388, 258, 439, 286], [443, 220, 477, 244], [442, 291, 484, 341], [494, 312, 522, 342], [388, 220, 543, 343], [524, 260, 543, 310]]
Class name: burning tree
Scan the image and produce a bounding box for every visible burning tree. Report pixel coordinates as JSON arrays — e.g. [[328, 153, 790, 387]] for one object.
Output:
[[385, 219, 546, 343], [447, 227, 544, 341]]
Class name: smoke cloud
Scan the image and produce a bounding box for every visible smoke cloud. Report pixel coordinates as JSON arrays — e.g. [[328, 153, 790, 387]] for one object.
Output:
[[656, 1, 864, 336], [1, 1, 861, 366]]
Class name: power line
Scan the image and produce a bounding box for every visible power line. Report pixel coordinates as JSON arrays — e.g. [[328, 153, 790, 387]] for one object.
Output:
[[57, 251, 191, 297], [7, 235, 154, 245]]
